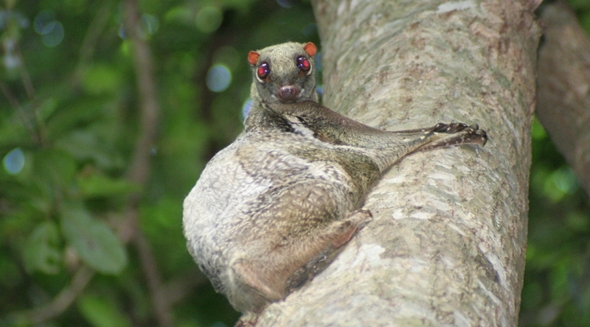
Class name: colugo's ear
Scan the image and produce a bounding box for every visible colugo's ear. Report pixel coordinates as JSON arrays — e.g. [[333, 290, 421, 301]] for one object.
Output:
[[248, 51, 260, 65], [303, 42, 317, 57]]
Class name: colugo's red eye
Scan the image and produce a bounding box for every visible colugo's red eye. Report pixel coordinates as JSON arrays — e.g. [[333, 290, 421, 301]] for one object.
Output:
[[297, 56, 311, 73], [257, 62, 270, 80]]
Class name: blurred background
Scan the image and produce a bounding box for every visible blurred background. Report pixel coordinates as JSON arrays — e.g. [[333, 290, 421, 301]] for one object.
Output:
[[0, 0, 588, 326]]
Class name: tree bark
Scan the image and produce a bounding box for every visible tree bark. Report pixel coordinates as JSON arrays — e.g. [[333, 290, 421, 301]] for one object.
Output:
[[537, 1, 590, 198], [255, 0, 540, 325]]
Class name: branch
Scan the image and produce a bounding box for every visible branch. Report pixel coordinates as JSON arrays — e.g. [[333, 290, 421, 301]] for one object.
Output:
[[0, 80, 37, 141], [536, 1, 590, 197], [6, 266, 94, 325], [123, 0, 160, 188], [1, 31, 45, 145], [72, 1, 115, 86], [14, 42, 43, 144], [122, 0, 170, 326]]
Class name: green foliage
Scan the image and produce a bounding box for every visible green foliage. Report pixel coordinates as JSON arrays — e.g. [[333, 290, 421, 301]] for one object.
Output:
[[60, 202, 127, 274], [23, 221, 61, 274], [519, 118, 590, 327], [0, 0, 317, 326], [77, 293, 131, 327], [81, 63, 124, 95]]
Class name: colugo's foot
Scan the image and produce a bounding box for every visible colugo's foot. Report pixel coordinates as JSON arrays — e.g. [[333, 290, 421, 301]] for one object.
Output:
[[235, 313, 259, 327], [432, 122, 487, 145], [411, 122, 487, 153], [432, 122, 471, 133]]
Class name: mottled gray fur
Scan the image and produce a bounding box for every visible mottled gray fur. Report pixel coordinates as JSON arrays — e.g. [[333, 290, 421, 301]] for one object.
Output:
[[183, 42, 487, 317]]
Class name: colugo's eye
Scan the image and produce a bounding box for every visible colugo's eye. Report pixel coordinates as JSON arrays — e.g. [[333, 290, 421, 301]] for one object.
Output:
[[296, 56, 311, 73], [257, 62, 270, 80]]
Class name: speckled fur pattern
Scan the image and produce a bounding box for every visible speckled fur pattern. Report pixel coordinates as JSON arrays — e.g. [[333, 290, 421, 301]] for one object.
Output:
[[183, 42, 487, 317]]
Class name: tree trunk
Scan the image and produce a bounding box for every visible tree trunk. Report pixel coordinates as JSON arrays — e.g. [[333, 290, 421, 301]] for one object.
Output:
[[537, 1, 590, 198], [255, 0, 540, 325]]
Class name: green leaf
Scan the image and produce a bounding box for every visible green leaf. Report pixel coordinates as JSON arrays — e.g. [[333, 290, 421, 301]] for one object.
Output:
[[37, 98, 58, 122], [78, 293, 131, 327], [45, 96, 114, 141], [164, 6, 193, 25], [82, 63, 123, 95], [22, 221, 62, 274], [55, 130, 116, 169], [0, 254, 22, 288], [60, 202, 127, 274], [33, 149, 77, 187], [78, 173, 139, 198], [140, 198, 187, 275]]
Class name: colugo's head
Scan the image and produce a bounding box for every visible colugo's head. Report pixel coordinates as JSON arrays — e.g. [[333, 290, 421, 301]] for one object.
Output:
[[248, 42, 317, 103]]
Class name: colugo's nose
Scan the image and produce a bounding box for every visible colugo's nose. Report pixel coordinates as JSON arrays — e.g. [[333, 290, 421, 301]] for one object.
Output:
[[278, 85, 299, 101]]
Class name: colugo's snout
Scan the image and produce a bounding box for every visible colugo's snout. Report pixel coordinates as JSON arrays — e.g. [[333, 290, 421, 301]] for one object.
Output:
[[278, 85, 299, 101]]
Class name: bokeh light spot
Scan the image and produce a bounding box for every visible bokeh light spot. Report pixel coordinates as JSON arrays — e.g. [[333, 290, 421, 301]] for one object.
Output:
[[41, 21, 64, 47], [552, 167, 578, 195], [34, 11, 54, 34], [0, 10, 29, 29], [2, 38, 20, 70], [141, 14, 159, 35], [242, 98, 253, 120], [277, 0, 295, 8], [206, 64, 232, 92], [34, 11, 64, 47], [3, 148, 25, 175]]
